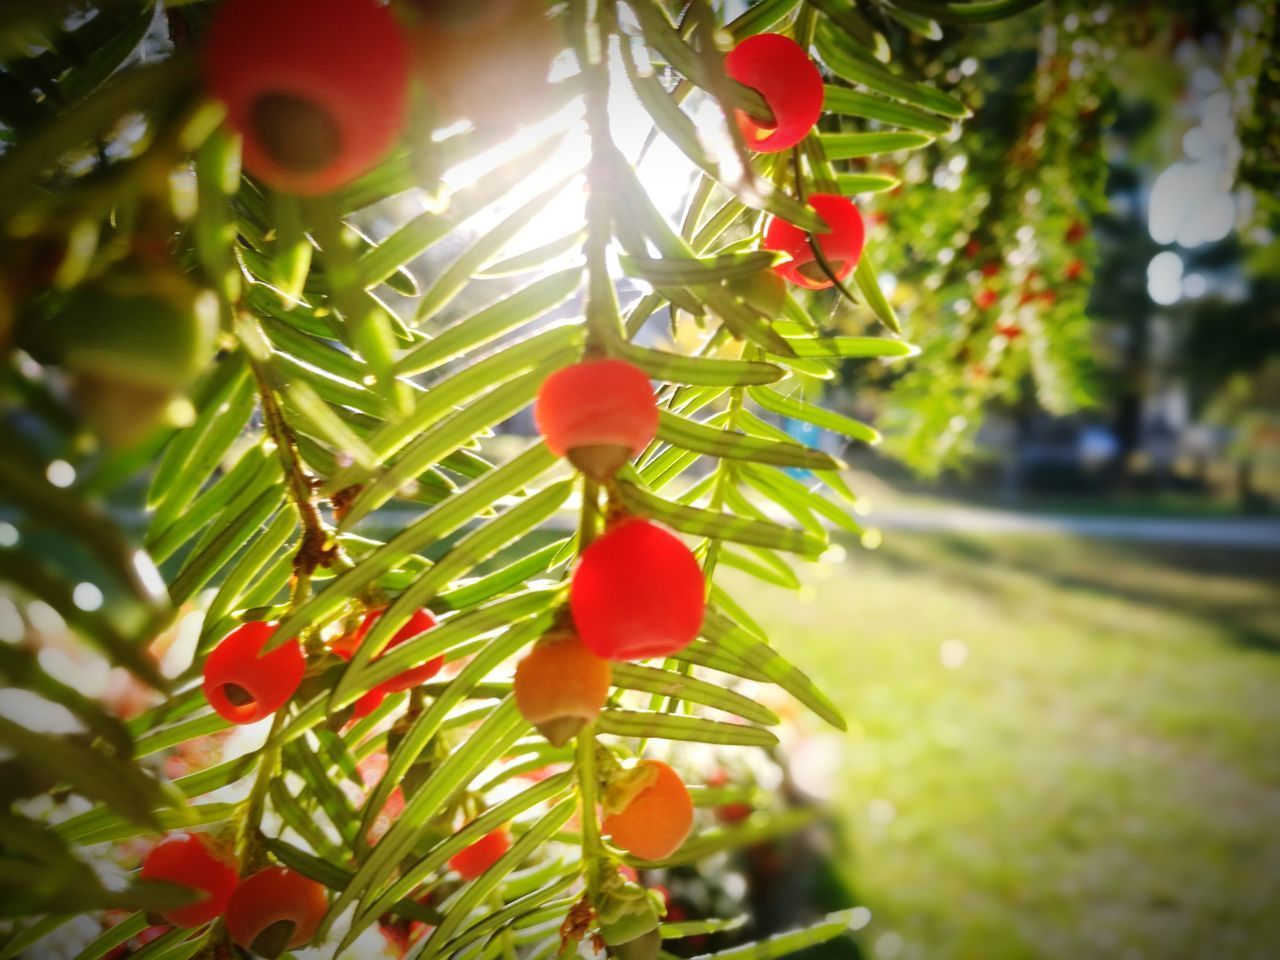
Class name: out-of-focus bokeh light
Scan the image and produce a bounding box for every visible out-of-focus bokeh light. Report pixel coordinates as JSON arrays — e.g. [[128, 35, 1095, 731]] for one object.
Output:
[[72, 582, 104, 612], [1147, 250, 1184, 305], [1148, 162, 1236, 248], [46, 459, 75, 488], [0, 597, 22, 642], [939, 638, 969, 669], [1182, 271, 1208, 298], [789, 734, 844, 800], [0, 689, 79, 734]]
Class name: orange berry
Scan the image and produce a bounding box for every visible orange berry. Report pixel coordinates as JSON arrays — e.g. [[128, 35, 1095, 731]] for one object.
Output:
[[601, 760, 693, 862], [514, 632, 611, 746]]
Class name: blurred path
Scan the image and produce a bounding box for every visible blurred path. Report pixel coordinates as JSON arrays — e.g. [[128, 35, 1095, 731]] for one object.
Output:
[[356, 501, 1280, 548], [863, 505, 1280, 549]]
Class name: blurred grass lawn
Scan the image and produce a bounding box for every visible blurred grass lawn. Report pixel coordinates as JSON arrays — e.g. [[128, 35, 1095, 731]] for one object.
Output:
[[724, 532, 1280, 960]]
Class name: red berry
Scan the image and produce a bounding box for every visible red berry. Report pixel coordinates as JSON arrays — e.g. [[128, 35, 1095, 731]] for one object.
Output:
[[225, 867, 328, 958], [409, 0, 561, 131], [1065, 258, 1086, 281], [763, 194, 866, 290], [358, 752, 406, 845], [203, 622, 305, 725], [981, 262, 1000, 279], [205, 0, 410, 195], [716, 802, 753, 824], [1065, 220, 1087, 244], [139, 833, 239, 929], [105, 923, 168, 959], [601, 760, 694, 862], [534, 360, 658, 481], [996, 323, 1023, 342], [449, 827, 511, 880], [724, 34, 824, 153], [974, 288, 998, 310], [514, 631, 612, 746], [331, 608, 442, 717], [570, 518, 705, 661]]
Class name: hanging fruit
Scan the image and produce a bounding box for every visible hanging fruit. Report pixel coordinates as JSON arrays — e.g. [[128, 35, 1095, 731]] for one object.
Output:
[[514, 630, 611, 746], [403, 0, 561, 131], [330, 607, 442, 717], [763, 194, 866, 290], [204, 0, 411, 195], [21, 269, 217, 449], [202, 621, 305, 724], [570, 518, 704, 661], [723, 33, 824, 153], [601, 760, 694, 862], [224, 866, 328, 958], [534, 359, 659, 481], [138, 833, 239, 929], [449, 827, 511, 880]]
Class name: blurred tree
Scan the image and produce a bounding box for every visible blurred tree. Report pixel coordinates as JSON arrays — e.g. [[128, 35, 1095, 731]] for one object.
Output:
[[841, 0, 1278, 487]]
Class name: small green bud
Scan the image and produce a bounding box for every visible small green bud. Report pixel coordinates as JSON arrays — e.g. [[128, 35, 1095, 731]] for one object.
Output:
[[592, 867, 664, 960]]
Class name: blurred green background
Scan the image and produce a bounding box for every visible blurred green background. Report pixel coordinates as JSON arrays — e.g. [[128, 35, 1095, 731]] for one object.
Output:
[[734, 510, 1279, 960]]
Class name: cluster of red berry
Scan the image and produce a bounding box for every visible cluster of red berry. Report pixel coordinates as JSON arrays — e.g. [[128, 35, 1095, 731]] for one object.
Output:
[[186, 10, 866, 942], [724, 34, 868, 290], [203, 0, 558, 195], [522, 360, 697, 860], [138, 834, 327, 957], [203, 5, 867, 293], [202, 605, 440, 726]]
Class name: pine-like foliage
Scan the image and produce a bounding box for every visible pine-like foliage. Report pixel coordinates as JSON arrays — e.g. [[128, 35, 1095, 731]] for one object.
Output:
[[1, 1, 1039, 957]]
